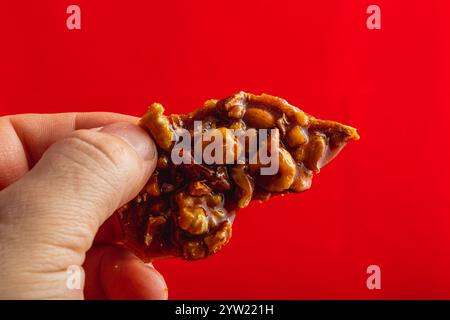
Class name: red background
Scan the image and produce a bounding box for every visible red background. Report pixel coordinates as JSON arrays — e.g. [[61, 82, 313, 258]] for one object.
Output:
[[1, 1, 449, 299]]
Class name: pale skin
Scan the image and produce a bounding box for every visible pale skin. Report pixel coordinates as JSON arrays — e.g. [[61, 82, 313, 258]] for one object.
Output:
[[0, 113, 168, 299]]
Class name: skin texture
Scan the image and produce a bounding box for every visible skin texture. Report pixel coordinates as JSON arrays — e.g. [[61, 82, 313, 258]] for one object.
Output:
[[0, 113, 168, 299]]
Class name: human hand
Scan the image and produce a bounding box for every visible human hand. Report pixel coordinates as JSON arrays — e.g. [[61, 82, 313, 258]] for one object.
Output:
[[0, 113, 168, 299]]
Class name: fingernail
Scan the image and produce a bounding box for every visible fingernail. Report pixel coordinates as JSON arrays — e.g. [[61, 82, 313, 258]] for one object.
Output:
[[99, 123, 156, 162], [146, 263, 167, 286], [146, 263, 169, 299]]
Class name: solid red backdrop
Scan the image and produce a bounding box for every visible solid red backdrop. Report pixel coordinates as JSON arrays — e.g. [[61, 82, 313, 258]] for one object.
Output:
[[1, 0, 449, 299]]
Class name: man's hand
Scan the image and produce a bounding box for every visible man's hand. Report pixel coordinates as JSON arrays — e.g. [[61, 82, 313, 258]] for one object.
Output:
[[0, 113, 168, 299]]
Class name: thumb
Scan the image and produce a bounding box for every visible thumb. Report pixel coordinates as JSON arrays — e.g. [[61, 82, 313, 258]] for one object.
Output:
[[0, 123, 156, 286]]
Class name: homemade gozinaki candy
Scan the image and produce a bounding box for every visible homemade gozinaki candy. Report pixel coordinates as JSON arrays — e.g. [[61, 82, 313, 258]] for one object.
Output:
[[117, 92, 359, 261]]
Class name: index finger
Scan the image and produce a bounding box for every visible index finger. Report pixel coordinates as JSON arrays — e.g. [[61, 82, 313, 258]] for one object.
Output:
[[0, 112, 139, 190]]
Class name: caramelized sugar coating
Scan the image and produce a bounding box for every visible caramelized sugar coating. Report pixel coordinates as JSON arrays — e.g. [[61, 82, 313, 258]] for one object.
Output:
[[117, 92, 359, 261]]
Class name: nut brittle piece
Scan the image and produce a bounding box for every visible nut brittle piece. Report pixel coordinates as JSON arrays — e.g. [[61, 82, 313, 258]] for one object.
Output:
[[117, 92, 359, 261]]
